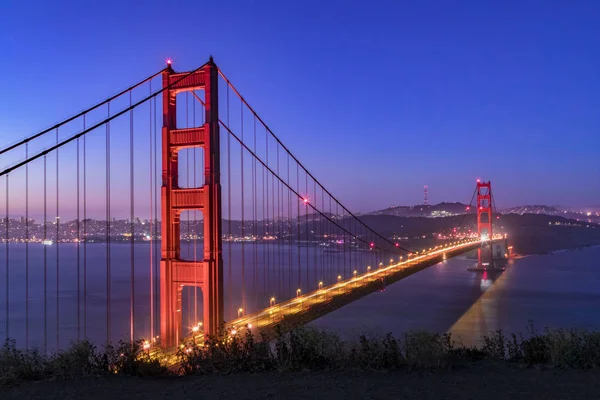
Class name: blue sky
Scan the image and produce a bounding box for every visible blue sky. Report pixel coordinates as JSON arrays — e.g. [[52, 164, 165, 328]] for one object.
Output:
[[1, 0, 599, 212]]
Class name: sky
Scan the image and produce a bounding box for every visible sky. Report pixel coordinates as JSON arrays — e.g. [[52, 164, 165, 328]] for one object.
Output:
[[0, 0, 599, 214]]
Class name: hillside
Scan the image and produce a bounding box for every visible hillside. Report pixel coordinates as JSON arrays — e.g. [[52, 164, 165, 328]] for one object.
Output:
[[357, 213, 600, 255]]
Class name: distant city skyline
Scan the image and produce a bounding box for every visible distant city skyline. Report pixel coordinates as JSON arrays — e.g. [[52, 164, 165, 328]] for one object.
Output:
[[1, 1, 599, 210]]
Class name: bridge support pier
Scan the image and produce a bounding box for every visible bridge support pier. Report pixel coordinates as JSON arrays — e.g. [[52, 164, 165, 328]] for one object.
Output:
[[160, 58, 223, 348]]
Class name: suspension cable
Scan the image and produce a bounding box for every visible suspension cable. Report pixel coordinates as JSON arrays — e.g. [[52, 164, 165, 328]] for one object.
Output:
[[0, 69, 167, 156], [217, 69, 413, 254], [0, 62, 210, 177], [218, 120, 407, 256]]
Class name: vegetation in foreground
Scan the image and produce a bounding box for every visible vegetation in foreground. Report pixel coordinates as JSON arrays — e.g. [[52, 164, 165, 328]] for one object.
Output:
[[2, 325, 600, 387]]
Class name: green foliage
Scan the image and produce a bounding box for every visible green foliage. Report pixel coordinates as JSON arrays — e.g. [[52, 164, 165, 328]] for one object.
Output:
[[177, 324, 273, 374], [3, 323, 600, 386], [0, 338, 170, 387]]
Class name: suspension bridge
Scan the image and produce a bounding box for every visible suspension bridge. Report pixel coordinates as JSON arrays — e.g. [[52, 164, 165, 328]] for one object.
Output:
[[0, 57, 506, 353]]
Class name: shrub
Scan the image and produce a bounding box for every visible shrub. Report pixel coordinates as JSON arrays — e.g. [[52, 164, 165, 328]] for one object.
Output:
[[3, 323, 600, 386]]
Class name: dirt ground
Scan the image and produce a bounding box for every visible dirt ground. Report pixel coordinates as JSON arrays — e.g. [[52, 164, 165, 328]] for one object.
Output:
[[2, 363, 600, 399]]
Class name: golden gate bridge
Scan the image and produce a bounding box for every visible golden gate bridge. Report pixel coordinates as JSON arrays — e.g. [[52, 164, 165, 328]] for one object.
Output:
[[0, 57, 505, 353]]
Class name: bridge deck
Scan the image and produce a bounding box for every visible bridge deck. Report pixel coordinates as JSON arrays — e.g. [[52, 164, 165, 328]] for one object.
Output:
[[151, 238, 500, 364], [189, 238, 499, 341]]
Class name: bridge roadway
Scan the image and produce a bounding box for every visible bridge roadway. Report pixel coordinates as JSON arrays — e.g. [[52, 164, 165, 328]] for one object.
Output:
[[190, 238, 500, 340], [149, 237, 502, 364]]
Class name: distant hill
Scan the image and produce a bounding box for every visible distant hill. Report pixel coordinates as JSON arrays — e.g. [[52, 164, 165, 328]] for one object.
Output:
[[503, 205, 600, 224], [365, 202, 472, 218], [355, 213, 600, 255], [363, 202, 600, 224]]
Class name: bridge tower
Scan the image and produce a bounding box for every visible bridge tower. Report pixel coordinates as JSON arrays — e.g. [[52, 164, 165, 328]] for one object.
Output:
[[476, 180, 494, 269], [160, 57, 223, 347]]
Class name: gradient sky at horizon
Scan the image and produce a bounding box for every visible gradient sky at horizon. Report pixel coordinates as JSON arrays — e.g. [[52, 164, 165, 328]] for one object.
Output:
[[1, 0, 599, 214]]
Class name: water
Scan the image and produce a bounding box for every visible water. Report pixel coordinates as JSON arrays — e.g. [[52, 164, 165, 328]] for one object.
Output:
[[310, 245, 600, 346], [0, 241, 369, 350], [1, 243, 599, 350]]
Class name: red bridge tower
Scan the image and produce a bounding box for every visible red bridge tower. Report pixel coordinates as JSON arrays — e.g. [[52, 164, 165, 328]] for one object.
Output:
[[160, 58, 223, 347], [476, 180, 494, 269]]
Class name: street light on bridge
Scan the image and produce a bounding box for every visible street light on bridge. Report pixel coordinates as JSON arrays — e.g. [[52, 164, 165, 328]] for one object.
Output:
[[270, 297, 276, 306], [238, 308, 244, 318]]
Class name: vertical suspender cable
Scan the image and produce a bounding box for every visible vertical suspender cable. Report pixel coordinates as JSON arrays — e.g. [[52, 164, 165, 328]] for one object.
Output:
[[320, 185, 324, 286], [265, 130, 270, 299], [43, 156, 47, 353], [149, 82, 154, 340], [296, 164, 300, 292], [55, 128, 60, 349], [241, 103, 245, 314], [129, 91, 135, 344], [4, 175, 8, 342], [252, 116, 257, 308], [76, 135, 80, 342], [83, 116, 87, 339], [25, 144, 29, 348], [305, 173, 308, 291], [287, 153, 291, 298], [276, 146, 281, 298], [260, 141, 264, 296], [271, 167, 275, 297], [227, 85, 232, 320], [314, 180, 317, 287], [106, 103, 111, 344]]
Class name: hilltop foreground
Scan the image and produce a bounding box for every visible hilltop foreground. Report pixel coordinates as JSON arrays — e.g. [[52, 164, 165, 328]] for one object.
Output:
[[2, 365, 600, 399]]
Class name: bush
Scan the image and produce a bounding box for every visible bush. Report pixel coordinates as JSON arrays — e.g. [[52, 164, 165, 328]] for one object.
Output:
[[3, 324, 600, 386], [177, 325, 273, 374], [0, 338, 171, 386]]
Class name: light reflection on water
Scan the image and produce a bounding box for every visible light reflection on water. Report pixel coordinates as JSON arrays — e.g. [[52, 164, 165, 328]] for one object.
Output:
[[311, 246, 600, 345]]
